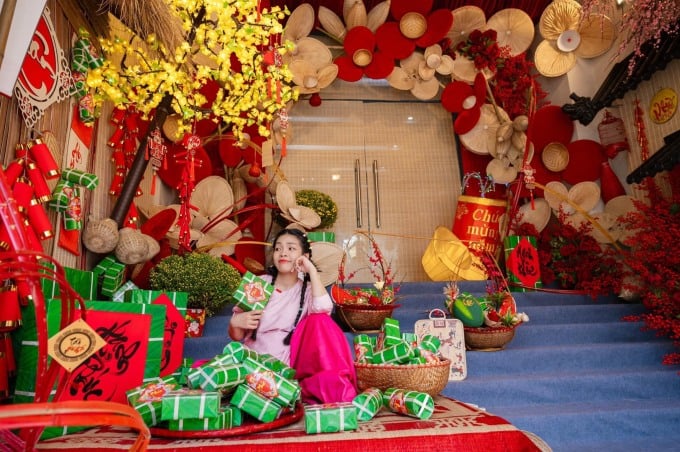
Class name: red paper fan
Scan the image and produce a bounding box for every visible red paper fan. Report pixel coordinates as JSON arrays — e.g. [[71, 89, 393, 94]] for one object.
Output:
[[562, 139, 606, 185], [390, 0, 434, 19], [527, 105, 574, 153], [417, 9, 454, 48], [335, 55, 364, 82], [141, 208, 177, 241], [364, 52, 394, 79], [344, 26, 375, 55], [376, 22, 415, 60]]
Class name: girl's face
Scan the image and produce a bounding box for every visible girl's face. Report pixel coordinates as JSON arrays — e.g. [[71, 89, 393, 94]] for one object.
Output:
[[273, 233, 306, 272]]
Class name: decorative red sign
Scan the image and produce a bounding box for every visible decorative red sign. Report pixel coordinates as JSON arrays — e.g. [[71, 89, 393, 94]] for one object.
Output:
[[507, 237, 540, 288], [153, 294, 185, 377], [60, 310, 151, 403]]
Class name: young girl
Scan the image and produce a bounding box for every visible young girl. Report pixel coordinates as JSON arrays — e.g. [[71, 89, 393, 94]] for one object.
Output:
[[228, 228, 357, 403]]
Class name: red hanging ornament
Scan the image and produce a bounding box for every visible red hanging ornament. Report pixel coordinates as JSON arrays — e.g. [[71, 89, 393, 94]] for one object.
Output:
[[597, 110, 629, 159], [634, 98, 650, 161], [147, 127, 168, 195]]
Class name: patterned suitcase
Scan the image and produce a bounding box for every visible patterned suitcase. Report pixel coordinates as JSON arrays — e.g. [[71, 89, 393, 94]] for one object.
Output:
[[414, 309, 467, 381]]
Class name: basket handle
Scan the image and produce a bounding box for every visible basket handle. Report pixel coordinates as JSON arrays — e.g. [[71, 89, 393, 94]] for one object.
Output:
[[429, 308, 447, 319]]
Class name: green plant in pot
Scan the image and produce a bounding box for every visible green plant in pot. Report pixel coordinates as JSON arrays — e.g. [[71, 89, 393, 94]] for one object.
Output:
[[295, 189, 338, 230], [149, 252, 241, 317]]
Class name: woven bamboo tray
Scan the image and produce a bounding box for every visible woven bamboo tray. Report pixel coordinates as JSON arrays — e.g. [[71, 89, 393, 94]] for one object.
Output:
[[464, 326, 515, 351], [354, 359, 451, 397], [335, 304, 398, 332]]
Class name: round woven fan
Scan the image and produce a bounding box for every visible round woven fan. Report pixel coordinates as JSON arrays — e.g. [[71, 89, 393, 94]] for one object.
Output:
[[575, 14, 615, 58], [534, 40, 576, 77], [446, 6, 486, 48], [539, 0, 581, 40], [486, 8, 534, 56]]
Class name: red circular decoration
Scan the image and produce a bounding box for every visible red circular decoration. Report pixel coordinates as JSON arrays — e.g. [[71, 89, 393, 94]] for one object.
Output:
[[562, 139, 606, 185], [528, 105, 574, 154], [375, 22, 415, 60], [417, 9, 454, 48]]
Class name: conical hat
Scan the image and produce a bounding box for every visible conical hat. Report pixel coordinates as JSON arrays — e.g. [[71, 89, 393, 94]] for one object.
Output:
[[288, 37, 333, 69], [276, 180, 296, 214], [486, 157, 518, 184], [534, 40, 576, 77], [283, 3, 314, 43], [543, 180, 569, 211], [486, 8, 535, 56], [459, 104, 510, 155], [283, 205, 322, 229], [604, 195, 636, 219], [196, 218, 242, 257], [567, 181, 601, 213], [192, 176, 233, 219], [575, 14, 615, 59], [446, 6, 486, 48], [310, 241, 344, 287], [518, 198, 551, 233]]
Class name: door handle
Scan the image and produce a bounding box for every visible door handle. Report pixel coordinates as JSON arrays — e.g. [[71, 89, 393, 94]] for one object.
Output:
[[372, 160, 381, 228], [354, 159, 362, 228]]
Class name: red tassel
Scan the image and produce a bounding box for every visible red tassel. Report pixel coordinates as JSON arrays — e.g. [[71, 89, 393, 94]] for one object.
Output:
[[151, 172, 157, 195], [276, 80, 281, 103], [281, 136, 287, 157], [190, 156, 196, 181]]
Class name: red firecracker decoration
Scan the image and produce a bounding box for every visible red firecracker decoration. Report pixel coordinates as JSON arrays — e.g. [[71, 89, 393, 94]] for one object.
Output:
[[634, 98, 650, 161]]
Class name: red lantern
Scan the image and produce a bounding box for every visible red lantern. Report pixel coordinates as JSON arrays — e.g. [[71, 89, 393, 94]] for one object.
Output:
[[598, 110, 629, 159]]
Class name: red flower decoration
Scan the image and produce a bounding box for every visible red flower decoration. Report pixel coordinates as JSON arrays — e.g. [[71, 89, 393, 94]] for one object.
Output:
[[441, 72, 487, 135], [375, 0, 453, 60], [335, 26, 394, 82]]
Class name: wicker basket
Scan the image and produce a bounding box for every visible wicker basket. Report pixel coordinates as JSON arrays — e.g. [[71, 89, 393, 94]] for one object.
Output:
[[464, 326, 516, 351], [354, 359, 451, 397], [335, 304, 397, 332]]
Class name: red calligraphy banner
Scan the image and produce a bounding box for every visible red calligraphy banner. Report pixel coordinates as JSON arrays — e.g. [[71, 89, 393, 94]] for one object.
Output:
[[51, 307, 151, 404]]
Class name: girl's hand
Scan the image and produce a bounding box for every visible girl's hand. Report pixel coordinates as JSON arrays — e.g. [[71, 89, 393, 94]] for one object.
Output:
[[230, 310, 263, 330], [294, 255, 317, 275]]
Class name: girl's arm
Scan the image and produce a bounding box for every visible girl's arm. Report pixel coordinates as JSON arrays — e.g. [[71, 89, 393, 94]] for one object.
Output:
[[228, 309, 263, 340], [296, 255, 333, 313]]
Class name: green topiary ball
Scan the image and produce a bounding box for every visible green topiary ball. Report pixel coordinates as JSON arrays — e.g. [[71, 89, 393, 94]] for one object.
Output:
[[149, 252, 241, 316], [295, 189, 338, 230]]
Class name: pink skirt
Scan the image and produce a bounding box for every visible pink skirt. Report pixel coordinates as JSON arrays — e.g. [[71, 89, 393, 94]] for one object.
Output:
[[289, 313, 358, 404]]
